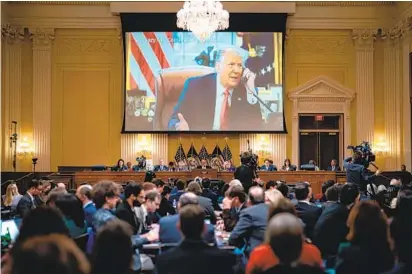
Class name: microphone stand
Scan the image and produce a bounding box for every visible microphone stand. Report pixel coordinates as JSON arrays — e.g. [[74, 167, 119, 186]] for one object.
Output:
[[9, 121, 18, 172]]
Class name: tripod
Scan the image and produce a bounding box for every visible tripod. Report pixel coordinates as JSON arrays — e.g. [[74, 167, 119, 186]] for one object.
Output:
[[9, 121, 18, 172]]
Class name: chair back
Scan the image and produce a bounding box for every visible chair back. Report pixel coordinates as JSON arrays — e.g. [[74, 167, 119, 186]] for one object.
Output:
[[153, 66, 215, 130]]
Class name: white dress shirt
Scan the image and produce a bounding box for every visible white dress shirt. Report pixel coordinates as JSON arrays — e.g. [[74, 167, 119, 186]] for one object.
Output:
[[213, 82, 233, 130]]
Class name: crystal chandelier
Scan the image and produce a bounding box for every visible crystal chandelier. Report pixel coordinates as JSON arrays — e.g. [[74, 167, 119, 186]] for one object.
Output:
[[177, 0, 229, 43]]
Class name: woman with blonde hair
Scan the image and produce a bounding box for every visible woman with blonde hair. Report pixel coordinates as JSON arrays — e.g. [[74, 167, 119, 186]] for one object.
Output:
[[264, 188, 283, 205], [3, 183, 22, 210]]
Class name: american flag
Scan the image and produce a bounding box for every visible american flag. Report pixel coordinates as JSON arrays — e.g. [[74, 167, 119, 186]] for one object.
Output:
[[222, 143, 233, 162], [187, 143, 199, 159], [174, 143, 186, 164], [126, 32, 174, 96], [211, 144, 223, 161], [198, 145, 209, 162]]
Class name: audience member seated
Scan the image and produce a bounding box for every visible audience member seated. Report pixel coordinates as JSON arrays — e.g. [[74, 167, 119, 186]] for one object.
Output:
[[335, 200, 394, 274], [75, 184, 96, 228], [313, 183, 359, 267], [186, 181, 217, 224], [2, 183, 22, 211], [390, 188, 412, 274], [135, 191, 161, 234], [157, 184, 175, 217], [229, 186, 268, 257], [159, 192, 215, 244], [16, 180, 44, 217], [252, 213, 325, 274], [54, 193, 87, 238], [46, 187, 68, 207], [156, 204, 237, 274], [115, 183, 145, 234], [260, 159, 277, 171], [275, 181, 289, 198], [91, 180, 122, 232], [169, 179, 186, 205], [294, 182, 322, 239], [221, 184, 247, 232], [319, 180, 336, 203], [11, 234, 90, 274], [265, 181, 277, 191], [265, 189, 283, 205], [90, 220, 133, 274], [320, 183, 340, 209], [247, 199, 323, 274], [281, 158, 297, 171], [201, 178, 220, 210]]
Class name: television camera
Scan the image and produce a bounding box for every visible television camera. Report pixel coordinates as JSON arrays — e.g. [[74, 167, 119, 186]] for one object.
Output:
[[347, 141, 376, 168], [136, 155, 146, 169]]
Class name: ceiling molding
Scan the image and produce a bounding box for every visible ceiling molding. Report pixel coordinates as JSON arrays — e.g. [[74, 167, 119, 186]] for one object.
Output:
[[8, 17, 120, 29], [287, 17, 390, 30], [296, 1, 395, 7]]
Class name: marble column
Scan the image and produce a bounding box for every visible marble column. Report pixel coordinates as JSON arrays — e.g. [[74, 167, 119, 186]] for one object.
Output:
[[1, 25, 23, 171], [152, 134, 168, 164], [383, 37, 402, 170], [31, 28, 54, 171], [352, 29, 375, 145], [401, 28, 412, 171]]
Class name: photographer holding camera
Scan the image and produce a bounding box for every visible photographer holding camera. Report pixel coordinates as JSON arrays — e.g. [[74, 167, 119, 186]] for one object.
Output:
[[343, 151, 380, 196], [235, 151, 259, 193]]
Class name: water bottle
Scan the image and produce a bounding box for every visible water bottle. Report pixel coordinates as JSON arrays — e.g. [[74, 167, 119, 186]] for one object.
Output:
[[173, 199, 177, 209]]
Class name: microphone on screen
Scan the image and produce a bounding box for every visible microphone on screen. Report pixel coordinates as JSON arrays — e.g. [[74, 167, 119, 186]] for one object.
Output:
[[242, 68, 274, 113]]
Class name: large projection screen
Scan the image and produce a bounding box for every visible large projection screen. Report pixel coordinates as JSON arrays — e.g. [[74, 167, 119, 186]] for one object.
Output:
[[121, 14, 287, 133]]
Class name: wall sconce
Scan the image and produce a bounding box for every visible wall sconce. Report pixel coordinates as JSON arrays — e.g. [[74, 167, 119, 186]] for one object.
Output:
[[17, 137, 34, 159], [374, 137, 389, 157]]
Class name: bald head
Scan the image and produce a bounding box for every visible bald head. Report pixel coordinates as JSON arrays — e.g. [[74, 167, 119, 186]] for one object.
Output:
[[178, 192, 198, 210], [229, 179, 242, 187], [248, 186, 265, 205]]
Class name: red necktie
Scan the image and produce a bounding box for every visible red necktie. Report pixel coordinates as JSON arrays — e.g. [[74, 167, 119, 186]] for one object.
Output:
[[220, 89, 230, 130]]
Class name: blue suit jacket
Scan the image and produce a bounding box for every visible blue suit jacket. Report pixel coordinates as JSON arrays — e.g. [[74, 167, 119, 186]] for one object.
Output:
[[260, 164, 277, 171], [168, 73, 262, 131], [159, 214, 216, 244], [228, 203, 269, 257], [83, 202, 97, 228]]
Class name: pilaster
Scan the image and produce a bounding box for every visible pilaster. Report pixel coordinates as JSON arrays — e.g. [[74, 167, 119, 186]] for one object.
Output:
[[383, 36, 402, 170], [30, 28, 54, 171], [152, 134, 168, 164], [1, 24, 24, 171], [352, 29, 375, 145], [401, 19, 412, 171]]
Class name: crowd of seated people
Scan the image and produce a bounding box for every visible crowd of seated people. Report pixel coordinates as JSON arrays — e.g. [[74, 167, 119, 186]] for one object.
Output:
[[1, 173, 412, 274]]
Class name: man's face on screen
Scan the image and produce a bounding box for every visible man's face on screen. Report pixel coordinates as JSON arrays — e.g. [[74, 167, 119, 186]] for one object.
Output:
[[216, 51, 243, 89]]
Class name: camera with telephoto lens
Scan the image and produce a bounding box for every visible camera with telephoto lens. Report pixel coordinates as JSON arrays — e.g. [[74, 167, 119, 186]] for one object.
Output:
[[136, 155, 146, 169], [240, 151, 258, 170], [347, 141, 376, 168]]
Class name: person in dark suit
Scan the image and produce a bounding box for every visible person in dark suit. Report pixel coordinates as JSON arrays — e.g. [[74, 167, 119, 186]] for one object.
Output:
[[156, 204, 237, 274], [260, 159, 277, 171], [327, 159, 341, 172], [168, 179, 186, 205], [200, 178, 220, 210], [115, 183, 145, 234], [313, 183, 359, 266], [159, 192, 215, 244], [235, 151, 257, 193], [16, 180, 43, 217], [221, 184, 247, 232], [168, 46, 262, 131], [229, 186, 268, 257], [75, 184, 97, 228], [187, 181, 217, 225], [281, 158, 297, 171], [197, 159, 212, 169], [293, 182, 322, 240], [153, 159, 168, 172], [343, 152, 380, 193]]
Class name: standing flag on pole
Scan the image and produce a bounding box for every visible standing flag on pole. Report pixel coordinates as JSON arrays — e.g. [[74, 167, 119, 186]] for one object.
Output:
[[174, 143, 186, 164], [198, 145, 209, 164], [211, 144, 224, 169], [222, 143, 233, 162], [187, 143, 200, 168]]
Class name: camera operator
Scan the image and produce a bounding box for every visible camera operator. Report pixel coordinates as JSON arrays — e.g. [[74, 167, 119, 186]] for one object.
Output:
[[234, 151, 258, 193], [343, 151, 380, 196]]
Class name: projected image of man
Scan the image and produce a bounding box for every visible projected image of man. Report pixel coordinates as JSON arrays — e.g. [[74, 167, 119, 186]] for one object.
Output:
[[168, 46, 262, 131]]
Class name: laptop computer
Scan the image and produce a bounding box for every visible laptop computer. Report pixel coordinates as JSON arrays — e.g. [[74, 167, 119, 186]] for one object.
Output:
[[1, 219, 20, 246]]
